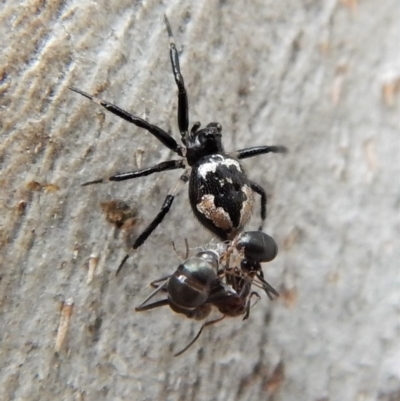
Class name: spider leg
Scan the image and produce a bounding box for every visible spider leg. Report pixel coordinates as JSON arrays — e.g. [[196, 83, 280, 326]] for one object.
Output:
[[231, 145, 286, 227], [249, 180, 267, 230], [69, 86, 183, 155], [233, 145, 287, 160], [164, 15, 189, 140], [81, 159, 185, 186], [174, 315, 225, 357], [116, 170, 190, 275]]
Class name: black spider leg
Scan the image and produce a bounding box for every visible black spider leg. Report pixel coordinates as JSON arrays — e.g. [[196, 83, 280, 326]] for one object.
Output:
[[81, 159, 185, 186], [173, 315, 226, 357], [69, 87, 184, 156], [230, 145, 287, 229], [116, 170, 190, 275], [164, 15, 189, 142], [233, 145, 288, 160], [249, 181, 267, 230]]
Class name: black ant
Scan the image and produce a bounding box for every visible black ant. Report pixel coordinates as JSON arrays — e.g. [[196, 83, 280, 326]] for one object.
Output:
[[136, 231, 279, 356]]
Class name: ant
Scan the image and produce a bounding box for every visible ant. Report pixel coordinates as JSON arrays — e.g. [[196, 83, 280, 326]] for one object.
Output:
[[70, 15, 287, 274], [136, 231, 279, 356]]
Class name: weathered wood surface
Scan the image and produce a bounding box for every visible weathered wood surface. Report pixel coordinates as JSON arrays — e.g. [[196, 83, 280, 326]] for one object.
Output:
[[1, 1, 399, 400]]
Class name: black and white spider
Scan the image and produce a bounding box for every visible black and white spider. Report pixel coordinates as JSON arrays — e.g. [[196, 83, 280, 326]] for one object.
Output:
[[70, 15, 287, 273]]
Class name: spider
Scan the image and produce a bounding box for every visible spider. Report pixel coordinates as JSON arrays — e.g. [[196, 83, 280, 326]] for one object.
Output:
[[70, 15, 287, 273]]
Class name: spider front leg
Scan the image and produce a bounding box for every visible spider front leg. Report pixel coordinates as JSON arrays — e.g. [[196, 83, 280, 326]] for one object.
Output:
[[69, 87, 184, 155], [81, 159, 185, 186], [164, 15, 189, 139], [116, 170, 190, 275]]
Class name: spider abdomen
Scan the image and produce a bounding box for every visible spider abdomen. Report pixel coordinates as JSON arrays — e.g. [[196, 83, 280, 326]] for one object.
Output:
[[189, 154, 254, 240]]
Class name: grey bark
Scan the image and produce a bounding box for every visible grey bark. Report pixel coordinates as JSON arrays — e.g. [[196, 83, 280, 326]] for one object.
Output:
[[0, 0, 399, 400]]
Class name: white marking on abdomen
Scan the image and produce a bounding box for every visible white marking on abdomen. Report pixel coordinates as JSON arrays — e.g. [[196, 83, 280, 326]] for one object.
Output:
[[198, 155, 242, 179]]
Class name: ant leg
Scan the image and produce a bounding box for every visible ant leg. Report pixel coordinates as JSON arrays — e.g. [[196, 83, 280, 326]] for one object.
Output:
[[135, 299, 170, 312], [116, 171, 190, 275], [249, 181, 267, 230], [81, 159, 185, 186], [206, 283, 238, 304], [182, 238, 190, 260], [174, 315, 225, 357], [256, 272, 279, 300], [164, 15, 189, 139], [172, 238, 190, 260], [243, 292, 261, 320], [69, 87, 183, 155], [233, 145, 288, 160], [135, 278, 170, 310], [149, 275, 172, 289]]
